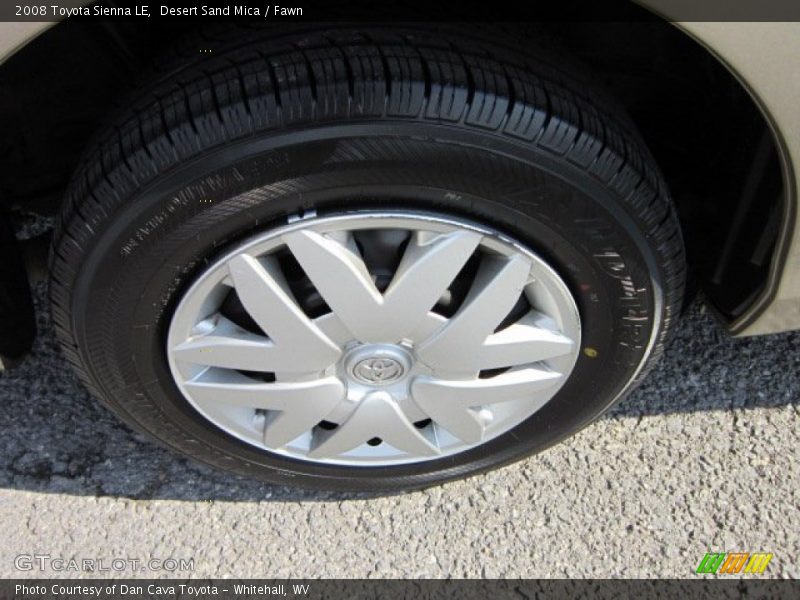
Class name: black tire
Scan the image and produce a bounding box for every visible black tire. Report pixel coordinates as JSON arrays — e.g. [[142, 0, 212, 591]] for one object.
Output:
[[50, 26, 685, 492]]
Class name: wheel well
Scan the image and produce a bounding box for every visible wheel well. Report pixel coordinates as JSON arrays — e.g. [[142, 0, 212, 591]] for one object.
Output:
[[0, 18, 786, 327]]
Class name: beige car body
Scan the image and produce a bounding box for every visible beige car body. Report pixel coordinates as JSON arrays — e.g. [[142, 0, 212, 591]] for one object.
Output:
[[659, 21, 800, 335], [1, 15, 798, 336]]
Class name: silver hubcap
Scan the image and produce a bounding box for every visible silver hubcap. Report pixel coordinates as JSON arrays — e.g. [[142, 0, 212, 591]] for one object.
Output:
[[167, 212, 581, 466]]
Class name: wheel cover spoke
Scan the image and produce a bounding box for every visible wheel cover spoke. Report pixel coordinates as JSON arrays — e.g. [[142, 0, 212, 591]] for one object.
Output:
[[411, 367, 563, 443], [185, 373, 345, 448], [309, 392, 440, 459], [416, 255, 532, 374], [167, 213, 581, 466], [284, 228, 480, 343], [171, 316, 331, 373], [226, 254, 341, 371]]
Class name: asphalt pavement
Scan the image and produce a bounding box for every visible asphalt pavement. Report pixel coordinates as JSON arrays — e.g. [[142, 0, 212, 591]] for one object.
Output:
[[0, 283, 798, 578]]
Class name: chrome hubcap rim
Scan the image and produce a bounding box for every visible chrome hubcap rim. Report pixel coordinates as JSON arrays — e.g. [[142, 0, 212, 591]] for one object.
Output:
[[166, 212, 581, 466]]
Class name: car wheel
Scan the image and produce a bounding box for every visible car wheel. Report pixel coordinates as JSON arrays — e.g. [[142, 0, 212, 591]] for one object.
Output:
[[50, 27, 685, 491]]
